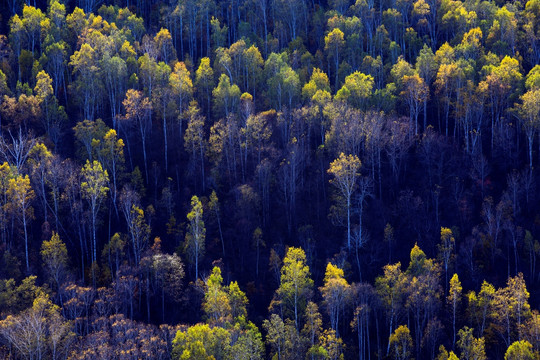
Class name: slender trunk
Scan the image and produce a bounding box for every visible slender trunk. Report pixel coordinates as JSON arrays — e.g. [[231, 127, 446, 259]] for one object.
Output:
[[195, 245, 199, 280], [162, 284, 165, 323], [347, 196, 351, 248], [146, 276, 151, 323], [92, 209, 97, 287], [294, 289, 298, 329], [142, 136, 148, 183], [164, 112, 168, 173], [529, 135, 533, 171], [256, 242, 260, 277], [452, 300, 456, 347], [358, 312, 363, 360], [355, 233, 362, 281], [387, 308, 394, 355], [216, 211, 224, 256], [80, 232, 85, 283], [200, 141, 205, 191], [23, 212, 29, 272]]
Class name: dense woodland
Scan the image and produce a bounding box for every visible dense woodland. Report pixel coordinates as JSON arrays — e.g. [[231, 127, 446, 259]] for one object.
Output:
[[0, 0, 539, 358]]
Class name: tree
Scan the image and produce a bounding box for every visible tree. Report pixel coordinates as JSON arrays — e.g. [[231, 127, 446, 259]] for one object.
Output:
[[525, 65, 540, 91], [478, 56, 523, 149], [185, 195, 205, 280], [21, 5, 45, 56], [437, 345, 460, 360], [281, 67, 301, 111], [69, 43, 100, 121], [151, 252, 184, 322], [448, 273, 462, 347], [7, 174, 35, 272], [246, 110, 273, 167], [243, 45, 264, 98], [152, 61, 172, 177], [376, 262, 405, 355], [34, 71, 54, 136], [40, 232, 68, 290], [28, 142, 52, 222], [215, 45, 235, 85], [172, 323, 231, 360], [80, 160, 109, 271], [252, 227, 264, 277], [276, 247, 313, 329], [97, 129, 125, 214], [416, 44, 437, 130], [0, 69, 9, 108], [183, 102, 206, 191], [517, 89, 540, 170], [389, 325, 413, 360], [43, 41, 67, 101], [264, 52, 290, 110], [318, 328, 345, 360], [263, 314, 287, 360], [277, 140, 304, 234], [169, 61, 193, 146], [207, 190, 225, 257], [335, 71, 374, 109], [434, 61, 456, 137], [320, 263, 350, 336], [203, 266, 232, 325], [402, 74, 428, 135], [0, 129, 37, 172], [404, 245, 442, 358], [457, 326, 487, 360], [210, 17, 227, 52], [122, 89, 152, 182], [228, 281, 248, 320], [273, 0, 307, 41], [195, 57, 215, 114], [102, 232, 125, 281], [507, 273, 531, 341], [439, 227, 455, 290], [505, 340, 535, 360], [73, 119, 108, 162], [231, 321, 264, 360], [127, 205, 150, 266], [325, 28, 345, 87], [302, 68, 331, 102], [328, 153, 362, 249], [467, 281, 495, 337], [9, 15, 24, 68], [0, 294, 73, 360], [138, 53, 159, 99], [0, 162, 16, 248], [154, 28, 176, 63], [213, 74, 241, 118], [101, 54, 127, 129], [303, 301, 323, 358]]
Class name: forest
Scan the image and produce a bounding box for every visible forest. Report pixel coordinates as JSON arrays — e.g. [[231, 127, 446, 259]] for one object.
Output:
[[0, 0, 539, 358]]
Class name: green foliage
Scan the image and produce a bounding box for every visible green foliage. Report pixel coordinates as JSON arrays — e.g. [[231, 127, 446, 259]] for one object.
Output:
[[40, 232, 68, 288], [505, 340, 535, 360], [212, 74, 241, 118], [73, 119, 109, 161], [320, 263, 350, 335], [185, 195, 205, 279], [275, 247, 313, 329], [335, 71, 374, 108], [457, 326, 487, 360], [1, 1, 540, 359], [172, 323, 231, 360], [389, 325, 413, 360], [0, 276, 47, 315]]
